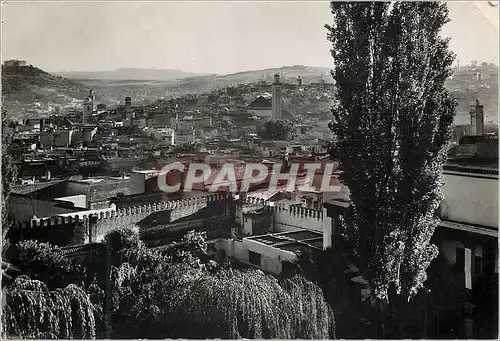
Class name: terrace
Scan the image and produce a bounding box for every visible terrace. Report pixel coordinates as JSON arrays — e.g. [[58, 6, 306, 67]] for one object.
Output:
[[245, 229, 324, 253]]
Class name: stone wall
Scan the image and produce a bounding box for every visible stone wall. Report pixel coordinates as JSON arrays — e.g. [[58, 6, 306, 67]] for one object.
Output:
[[271, 203, 324, 233], [11, 193, 234, 246], [239, 197, 326, 241], [8, 216, 89, 246], [241, 197, 324, 234]]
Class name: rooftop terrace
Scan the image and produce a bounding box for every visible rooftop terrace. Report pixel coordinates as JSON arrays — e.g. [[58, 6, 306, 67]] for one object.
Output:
[[245, 229, 323, 253]]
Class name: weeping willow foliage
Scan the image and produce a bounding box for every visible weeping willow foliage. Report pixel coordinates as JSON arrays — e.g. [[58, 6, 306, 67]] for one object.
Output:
[[110, 262, 334, 339], [2, 276, 96, 339]]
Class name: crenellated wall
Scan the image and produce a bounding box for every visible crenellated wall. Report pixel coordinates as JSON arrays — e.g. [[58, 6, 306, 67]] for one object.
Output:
[[10, 193, 234, 246], [8, 215, 89, 246], [269, 202, 324, 233], [238, 197, 328, 247]]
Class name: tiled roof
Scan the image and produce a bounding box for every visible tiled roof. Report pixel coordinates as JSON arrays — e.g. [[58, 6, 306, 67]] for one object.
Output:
[[248, 96, 272, 109]]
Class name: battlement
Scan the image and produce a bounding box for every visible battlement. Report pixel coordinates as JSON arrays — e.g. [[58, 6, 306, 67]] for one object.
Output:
[[270, 203, 324, 220], [13, 193, 233, 229], [244, 197, 266, 205], [241, 197, 323, 220]]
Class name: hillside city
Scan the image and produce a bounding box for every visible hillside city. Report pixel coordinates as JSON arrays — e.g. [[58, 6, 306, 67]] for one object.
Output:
[[0, 2, 498, 340], [2, 60, 498, 182]]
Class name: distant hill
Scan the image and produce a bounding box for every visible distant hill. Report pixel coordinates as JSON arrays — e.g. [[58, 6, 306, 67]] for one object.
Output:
[[2, 65, 91, 116], [55, 68, 209, 81], [173, 65, 333, 95], [180, 65, 332, 85]]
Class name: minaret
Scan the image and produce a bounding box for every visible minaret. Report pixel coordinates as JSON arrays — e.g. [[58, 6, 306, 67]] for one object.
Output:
[[83, 89, 94, 124], [125, 96, 134, 119], [470, 99, 484, 136], [272, 73, 282, 119], [125, 96, 131, 111]]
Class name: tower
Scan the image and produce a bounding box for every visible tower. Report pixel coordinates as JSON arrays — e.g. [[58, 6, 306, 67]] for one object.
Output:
[[82, 90, 94, 124], [272, 74, 282, 119], [125, 96, 132, 111], [124, 96, 134, 119], [470, 99, 484, 136], [297, 76, 302, 87]]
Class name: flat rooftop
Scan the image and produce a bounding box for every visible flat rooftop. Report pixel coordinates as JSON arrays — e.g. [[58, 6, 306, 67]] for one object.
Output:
[[245, 229, 323, 253], [444, 159, 498, 175], [132, 170, 159, 175]]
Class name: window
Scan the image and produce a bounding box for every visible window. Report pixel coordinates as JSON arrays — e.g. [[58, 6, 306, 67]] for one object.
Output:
[[248, 251, 261, 267]]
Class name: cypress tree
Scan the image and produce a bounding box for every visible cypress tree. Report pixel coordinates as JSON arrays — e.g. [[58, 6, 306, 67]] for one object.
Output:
[[326, 1, 456, 302]]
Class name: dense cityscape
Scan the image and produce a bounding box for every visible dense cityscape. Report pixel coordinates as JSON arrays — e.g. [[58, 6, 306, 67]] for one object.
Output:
[[1, 1, 498, 340]]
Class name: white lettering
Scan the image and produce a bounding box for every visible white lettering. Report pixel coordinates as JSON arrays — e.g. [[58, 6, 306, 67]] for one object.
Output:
[[209, 164, 237, 192], [157, 163, 185, 193], [269, 163, 299, 192], [297, 163, 322, 192], [184, 163, 211, 192], [240, 163, 269, 192], [320, 163, 342, 192]]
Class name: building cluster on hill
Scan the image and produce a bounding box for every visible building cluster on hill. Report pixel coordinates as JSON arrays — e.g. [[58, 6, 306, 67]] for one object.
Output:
[[4, 74, 338, 183]]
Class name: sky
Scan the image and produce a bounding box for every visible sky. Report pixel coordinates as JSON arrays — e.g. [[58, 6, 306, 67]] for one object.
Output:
[[1, 1, 499, 75]]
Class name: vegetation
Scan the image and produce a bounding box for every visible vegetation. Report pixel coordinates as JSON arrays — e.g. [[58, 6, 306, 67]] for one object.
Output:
[[2, 116, 18, 253], [327, 1, 455, 303], [1, 65, 90, 117], [6, 240, 85, 289], [108, 262, 333, 339], [1, 65, 87, 97], [2, 276, 95, 339], [259, 119, 297, 141], [2, 230, 335, 339]]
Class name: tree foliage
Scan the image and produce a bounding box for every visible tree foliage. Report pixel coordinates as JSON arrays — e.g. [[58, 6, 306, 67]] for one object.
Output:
[[2, 276, 95, 339], [108, 262, 334, 339], [165, 230, 215, 269], [259, 119, 297, 141], [2, 229, 335, 339], [97, 229, 334, 339], [326, 2, 456, 301], [7, 240, 85, 290], [1, 116, 18, 242]]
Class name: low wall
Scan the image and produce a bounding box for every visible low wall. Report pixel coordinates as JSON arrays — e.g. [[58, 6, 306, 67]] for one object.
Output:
[[11, 180, 65, 195], [217, 238, 297, 275], [243, 238, 297, 274]]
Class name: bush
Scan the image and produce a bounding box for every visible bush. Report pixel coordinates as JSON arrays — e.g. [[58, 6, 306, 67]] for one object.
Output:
[[8, 240, 83, 289]]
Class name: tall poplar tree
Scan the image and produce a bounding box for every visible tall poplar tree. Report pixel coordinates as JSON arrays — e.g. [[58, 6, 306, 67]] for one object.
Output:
[[326, 2, 456, 302]]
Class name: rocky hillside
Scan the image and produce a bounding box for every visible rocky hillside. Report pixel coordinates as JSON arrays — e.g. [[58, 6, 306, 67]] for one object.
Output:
[[2, 65, 91, 117]]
